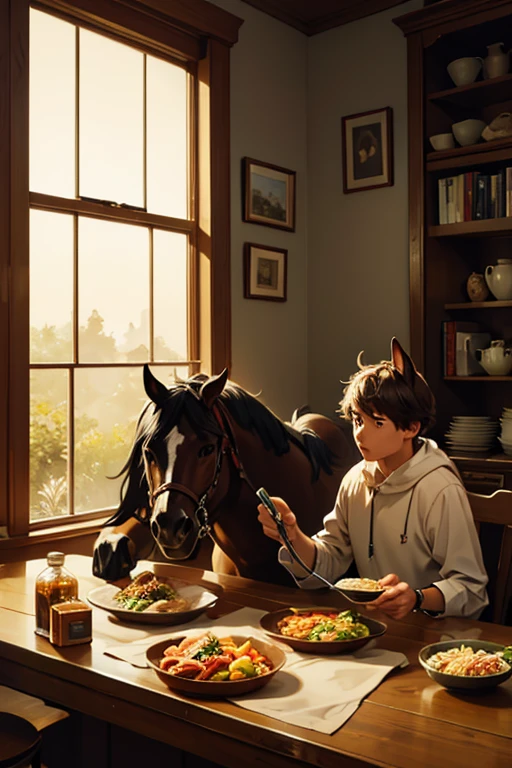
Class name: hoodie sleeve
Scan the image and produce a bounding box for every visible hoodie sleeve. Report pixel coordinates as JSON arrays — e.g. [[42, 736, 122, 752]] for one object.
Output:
[[277, 482, 354, 588], [425, 482, 489, 619]]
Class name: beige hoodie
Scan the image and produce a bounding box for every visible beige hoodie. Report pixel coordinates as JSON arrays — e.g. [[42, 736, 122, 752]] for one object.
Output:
[[279, 438, 489, 619]]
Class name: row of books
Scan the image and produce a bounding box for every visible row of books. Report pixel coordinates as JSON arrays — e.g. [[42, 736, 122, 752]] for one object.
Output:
[[438, 168, 512, 225], [442, 321, 491, 376]]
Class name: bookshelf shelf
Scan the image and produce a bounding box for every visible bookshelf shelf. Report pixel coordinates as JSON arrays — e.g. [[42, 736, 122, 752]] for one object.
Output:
[[426, 137, 512, 172], [429, 218, 512, 237], [444, 376, 512, 381], [428, 73, 512, 109], [445, 301, 512, 309]]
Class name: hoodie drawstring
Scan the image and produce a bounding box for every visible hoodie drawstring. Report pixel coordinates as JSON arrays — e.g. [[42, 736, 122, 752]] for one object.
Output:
[[369, 467, 441, 559]]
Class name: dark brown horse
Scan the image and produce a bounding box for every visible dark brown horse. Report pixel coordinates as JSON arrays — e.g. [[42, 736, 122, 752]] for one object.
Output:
[[93, 367, 359, 586]]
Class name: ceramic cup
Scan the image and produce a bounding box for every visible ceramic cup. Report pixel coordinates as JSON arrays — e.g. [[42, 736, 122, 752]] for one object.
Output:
[[452, 119, 487, 146]]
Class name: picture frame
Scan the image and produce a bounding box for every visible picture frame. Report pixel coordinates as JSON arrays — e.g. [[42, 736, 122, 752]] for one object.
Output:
[[242, 157, 296, 231], [341, 107, 394, 194], [243, 242, 287, 302]]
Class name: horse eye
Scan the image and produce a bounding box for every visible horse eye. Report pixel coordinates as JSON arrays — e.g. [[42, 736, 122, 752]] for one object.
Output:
[[198, 444, 215, 458]]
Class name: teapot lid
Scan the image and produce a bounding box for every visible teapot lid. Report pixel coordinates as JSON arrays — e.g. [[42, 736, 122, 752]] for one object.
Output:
[[491, 340, 505, 347], [497, 258, 512, 264]]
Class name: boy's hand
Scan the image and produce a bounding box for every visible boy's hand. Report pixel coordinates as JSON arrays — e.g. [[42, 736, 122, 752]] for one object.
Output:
[[363, 573, 416, 619], [257, 496, 299, 543]]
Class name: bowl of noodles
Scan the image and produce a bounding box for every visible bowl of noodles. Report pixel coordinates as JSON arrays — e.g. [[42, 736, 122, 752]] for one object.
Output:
[[334, 577, 387, 603], [419, 640, 512, 691], [259, 607, 387, 654]]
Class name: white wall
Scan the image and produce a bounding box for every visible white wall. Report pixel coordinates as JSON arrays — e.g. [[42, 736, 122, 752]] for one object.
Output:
[[210, 0, 422, 420], [307, 0, 423, 418], [212, 0, 309, 420]]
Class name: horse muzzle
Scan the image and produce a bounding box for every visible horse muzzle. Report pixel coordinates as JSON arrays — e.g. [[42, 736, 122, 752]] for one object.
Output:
[[151, 499, 201, 560]]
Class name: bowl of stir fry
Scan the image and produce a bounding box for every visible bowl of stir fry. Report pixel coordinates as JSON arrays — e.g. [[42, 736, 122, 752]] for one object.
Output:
[[334, 577, 387, 603], [419, 640, 512, 691], [87, 571, 218, 624], [146, 632, 286, 697], [259, 607, 387, 654]]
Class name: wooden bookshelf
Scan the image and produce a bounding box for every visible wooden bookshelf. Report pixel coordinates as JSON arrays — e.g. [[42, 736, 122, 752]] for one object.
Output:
[[395, 1, 512, 487]]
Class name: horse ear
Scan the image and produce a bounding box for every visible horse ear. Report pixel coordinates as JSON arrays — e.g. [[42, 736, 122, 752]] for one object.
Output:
[[199, 368, 229, 410], [390, 337, 416, 387], [143, 364, 169, 409]]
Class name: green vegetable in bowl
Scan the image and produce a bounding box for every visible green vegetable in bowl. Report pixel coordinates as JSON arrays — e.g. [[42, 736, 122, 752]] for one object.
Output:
[[501, 645, 512, 664]]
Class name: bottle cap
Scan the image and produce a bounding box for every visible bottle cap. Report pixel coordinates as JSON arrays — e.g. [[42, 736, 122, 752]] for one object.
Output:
[[47, 551, 65, 566]]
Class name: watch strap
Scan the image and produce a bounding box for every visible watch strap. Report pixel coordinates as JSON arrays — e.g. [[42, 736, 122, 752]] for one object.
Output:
[[412, 588, 424, 612]]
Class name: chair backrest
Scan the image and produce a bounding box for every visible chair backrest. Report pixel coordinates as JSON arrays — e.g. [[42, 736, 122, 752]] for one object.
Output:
[[466, 490, 512, 625]]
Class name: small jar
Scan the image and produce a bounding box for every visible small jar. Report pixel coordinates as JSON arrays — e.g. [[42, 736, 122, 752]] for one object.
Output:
[[35, 552, 79, 638]]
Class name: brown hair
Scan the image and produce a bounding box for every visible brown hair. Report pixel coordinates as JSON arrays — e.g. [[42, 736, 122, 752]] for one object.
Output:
[[339, 339, 436, 436]]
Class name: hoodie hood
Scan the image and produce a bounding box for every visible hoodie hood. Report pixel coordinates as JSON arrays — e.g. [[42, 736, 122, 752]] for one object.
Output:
[[361, 438, 460, 494]]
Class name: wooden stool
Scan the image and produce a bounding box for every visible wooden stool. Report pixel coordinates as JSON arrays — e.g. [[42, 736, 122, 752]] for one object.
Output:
[[0, 687, 69, 768], [0, 712, 41, 768]]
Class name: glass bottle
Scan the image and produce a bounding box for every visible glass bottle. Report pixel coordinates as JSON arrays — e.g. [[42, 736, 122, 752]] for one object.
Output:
[[35, 551, 79, 638]]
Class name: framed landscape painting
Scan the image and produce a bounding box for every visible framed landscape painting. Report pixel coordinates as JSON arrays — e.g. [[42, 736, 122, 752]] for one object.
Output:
[[341, 107, 394, 194], [244, 242, 287, 302], [242, 158, 296, 231]]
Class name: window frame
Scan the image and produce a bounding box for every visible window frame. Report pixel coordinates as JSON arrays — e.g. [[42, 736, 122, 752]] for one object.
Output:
[[0, 0, 241, 539]]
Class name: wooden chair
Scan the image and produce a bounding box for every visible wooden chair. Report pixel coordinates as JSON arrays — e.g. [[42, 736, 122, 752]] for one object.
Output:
[[467, 490, 512, 625]]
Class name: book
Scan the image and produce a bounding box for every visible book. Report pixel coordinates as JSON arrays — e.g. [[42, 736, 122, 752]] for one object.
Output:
[[443, 321, 482, 376]]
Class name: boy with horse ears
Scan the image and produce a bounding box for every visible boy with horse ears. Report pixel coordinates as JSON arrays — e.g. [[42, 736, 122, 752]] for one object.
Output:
[[258, 338, 488, 620]]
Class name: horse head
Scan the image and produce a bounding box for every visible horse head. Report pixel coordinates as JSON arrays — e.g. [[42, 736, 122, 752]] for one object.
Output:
[[142, 365, 234, 560]]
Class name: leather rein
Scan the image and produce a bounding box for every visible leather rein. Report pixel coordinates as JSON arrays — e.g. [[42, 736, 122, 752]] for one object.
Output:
[[146, 402, 256, 540]]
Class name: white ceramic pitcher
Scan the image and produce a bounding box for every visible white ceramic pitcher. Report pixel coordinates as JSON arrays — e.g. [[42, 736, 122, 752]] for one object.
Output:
[[483, 43, 510, 79], [485, 258, 512, 300]]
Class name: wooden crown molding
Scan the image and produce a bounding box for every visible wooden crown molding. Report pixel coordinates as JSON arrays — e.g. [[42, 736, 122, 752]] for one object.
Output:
[[241, 0, 408, 36], [393, 0, 512, 36]]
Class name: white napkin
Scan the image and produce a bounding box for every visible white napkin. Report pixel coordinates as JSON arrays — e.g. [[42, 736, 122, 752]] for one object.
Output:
[[229, 644, 408, 734], [103, 607, 269, 667]]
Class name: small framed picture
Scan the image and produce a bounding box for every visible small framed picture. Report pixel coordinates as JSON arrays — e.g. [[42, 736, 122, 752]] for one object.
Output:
[[242, 157, 296, 231], [243, 242, 287, 302], [341, 107, 394, 194]]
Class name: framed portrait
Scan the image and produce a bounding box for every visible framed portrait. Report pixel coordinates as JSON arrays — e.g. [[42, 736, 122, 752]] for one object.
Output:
[[243, 242, 287, 302], [341, 107, 394, 194], [242, 157, 296, 231]]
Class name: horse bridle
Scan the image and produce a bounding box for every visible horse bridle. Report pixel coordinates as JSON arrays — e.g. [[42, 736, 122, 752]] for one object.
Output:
[[144, 402, 255, 541]]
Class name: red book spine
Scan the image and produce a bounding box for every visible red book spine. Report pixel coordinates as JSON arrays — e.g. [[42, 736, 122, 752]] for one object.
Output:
[[444, 321, 456, 376]]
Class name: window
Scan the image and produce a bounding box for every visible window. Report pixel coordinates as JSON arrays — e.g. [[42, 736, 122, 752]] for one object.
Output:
[[1, 0, 241, 538]]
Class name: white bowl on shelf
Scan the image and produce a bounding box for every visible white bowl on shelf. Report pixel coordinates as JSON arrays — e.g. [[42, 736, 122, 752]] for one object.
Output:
[[447, 57, 482, 87], [429, 133, 455, 151], [452, 119, 487, 146]]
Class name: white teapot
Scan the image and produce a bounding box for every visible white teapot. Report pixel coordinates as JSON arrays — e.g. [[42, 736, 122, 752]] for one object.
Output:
[[475, 340, 512, 376], [485, 258, 512, 300]]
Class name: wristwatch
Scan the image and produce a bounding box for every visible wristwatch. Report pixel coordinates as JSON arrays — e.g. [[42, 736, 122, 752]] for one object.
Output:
[[412, 588, 424, 613]]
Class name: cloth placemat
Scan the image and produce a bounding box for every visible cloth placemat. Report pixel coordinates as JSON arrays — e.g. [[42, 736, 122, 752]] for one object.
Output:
[[229, 645, 407, 734], [104, 607, 407, 734]]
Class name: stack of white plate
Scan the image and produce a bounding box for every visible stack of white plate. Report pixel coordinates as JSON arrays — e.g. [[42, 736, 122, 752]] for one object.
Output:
[[444, 416, 499, 453], [498, 407, 512, 456]]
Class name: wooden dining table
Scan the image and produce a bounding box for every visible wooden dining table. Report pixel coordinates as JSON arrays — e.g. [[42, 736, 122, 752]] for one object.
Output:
[[0, 554, 511, 768]]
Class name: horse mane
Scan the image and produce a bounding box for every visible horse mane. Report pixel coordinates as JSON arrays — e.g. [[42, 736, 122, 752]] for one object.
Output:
[[107, 374, 334, 526]]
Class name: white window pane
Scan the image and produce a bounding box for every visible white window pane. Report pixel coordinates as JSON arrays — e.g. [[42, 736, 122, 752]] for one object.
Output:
[[74, 367, 145, 513], [78, 218, 149, 362], [30, 210, 74, 363], [79, 29, 144, 207], [153, 230, 188, 361], [146, 56, 188, 218], [29, 9, 75, 197], [30, 369, 68, 521]]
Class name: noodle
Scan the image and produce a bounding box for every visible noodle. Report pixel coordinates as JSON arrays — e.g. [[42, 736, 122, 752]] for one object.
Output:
[[426, 645, 510, 677]]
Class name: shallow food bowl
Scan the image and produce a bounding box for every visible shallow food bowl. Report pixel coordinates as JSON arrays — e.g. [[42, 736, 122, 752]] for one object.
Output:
[[260, 607, 387, 654], [336, 586, 387, 603], [418, 639, 512, 692], [146, 634, 286, 697]]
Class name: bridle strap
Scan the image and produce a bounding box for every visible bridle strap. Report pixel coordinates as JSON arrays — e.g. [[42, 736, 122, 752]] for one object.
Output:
[[148, 400, 256, 540]]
